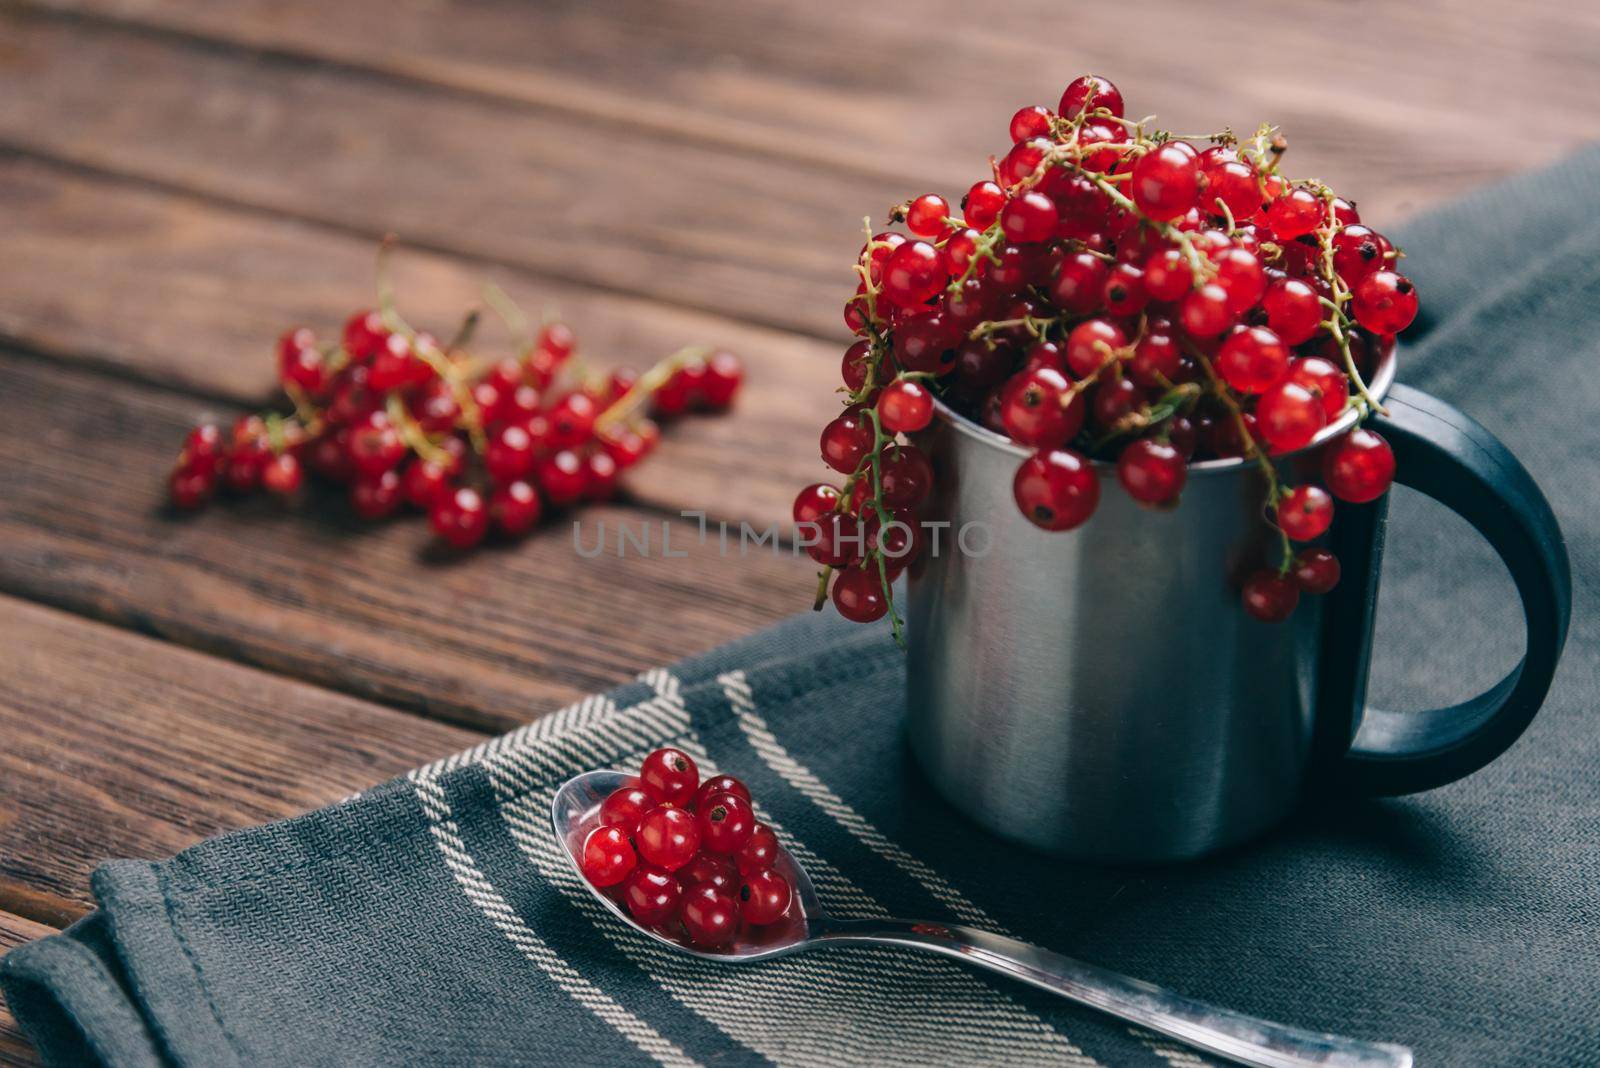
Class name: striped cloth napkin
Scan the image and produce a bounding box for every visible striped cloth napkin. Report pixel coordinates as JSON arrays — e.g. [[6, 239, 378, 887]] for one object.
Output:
[[5, 146, 1600, 1066]]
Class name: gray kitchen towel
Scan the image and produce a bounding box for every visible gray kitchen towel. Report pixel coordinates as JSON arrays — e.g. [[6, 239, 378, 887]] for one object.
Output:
[[3, 146, 1599, 1067]]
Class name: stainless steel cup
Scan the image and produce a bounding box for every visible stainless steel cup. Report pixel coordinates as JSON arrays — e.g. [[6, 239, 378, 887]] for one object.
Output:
[[905, 352, 1570, 862]]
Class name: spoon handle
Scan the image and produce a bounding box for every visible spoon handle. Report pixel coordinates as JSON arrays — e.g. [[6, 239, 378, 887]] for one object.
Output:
[[815, 918, 1411, 1068]]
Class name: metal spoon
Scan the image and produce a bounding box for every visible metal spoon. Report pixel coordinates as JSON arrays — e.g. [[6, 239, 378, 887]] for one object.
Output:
[[553, 770, 1411, 1068]]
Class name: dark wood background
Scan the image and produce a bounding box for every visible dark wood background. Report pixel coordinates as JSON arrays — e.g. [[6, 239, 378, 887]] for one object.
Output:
[[1, 1, 1596, 1061]]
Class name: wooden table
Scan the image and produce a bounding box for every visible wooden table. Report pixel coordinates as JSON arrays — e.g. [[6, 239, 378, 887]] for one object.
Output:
[[0, 1, 1595, 1061]]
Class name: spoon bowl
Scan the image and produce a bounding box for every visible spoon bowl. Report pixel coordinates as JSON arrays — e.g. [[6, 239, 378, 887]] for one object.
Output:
[[552, 770, 1412, 1068]]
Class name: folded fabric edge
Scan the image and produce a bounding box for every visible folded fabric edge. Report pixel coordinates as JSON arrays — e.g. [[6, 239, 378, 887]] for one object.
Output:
[[0, 915, 165, 1068]]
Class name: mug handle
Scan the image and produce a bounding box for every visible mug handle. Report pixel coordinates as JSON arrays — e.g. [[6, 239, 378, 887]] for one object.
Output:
[[1315, 382, 1571, 796]]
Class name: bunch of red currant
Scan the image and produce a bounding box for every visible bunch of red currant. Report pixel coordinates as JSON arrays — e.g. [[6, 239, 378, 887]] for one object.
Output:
[[580, 748, 792, 949], [168, 247, 742, 549], [796, 74, 1413, 630]]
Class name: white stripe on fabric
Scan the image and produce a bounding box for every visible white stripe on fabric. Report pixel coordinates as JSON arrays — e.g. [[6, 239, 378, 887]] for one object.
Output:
[[409, 770, 700, 1068], [1132, 1027, 1213, 1065]]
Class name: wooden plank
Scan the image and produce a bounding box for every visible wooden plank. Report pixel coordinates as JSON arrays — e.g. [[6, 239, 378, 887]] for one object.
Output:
[[0, 352, 819, 734], [0, 597, 483, 917], [0, 155, 835, 530], [0, 911, 51, 1068], [0, 6, 887, 341], [23, 0, 1600, 226]]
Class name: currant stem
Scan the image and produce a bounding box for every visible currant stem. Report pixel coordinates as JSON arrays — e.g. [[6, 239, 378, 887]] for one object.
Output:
[[596, 345, 710, 430]]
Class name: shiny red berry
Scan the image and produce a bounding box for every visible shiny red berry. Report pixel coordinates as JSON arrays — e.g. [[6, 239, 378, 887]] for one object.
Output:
[[905, 193, 950, 237], [640, 747, 699, 805], [1266, 188, 1325, 241], [1059, 74, 1124, 119], [680, 885, 739, 948], [1001, 191, 1059, 244], [1065, 318, 1126, 378], [600, 784, 657, 836], [1322, 428, 1395, 503], [1277, 485, 1335, 541], [877, 379, 934, 433], [1216, 326, 1289, 394], [739, 868, 793, 925], [700, 351, 744, 409], [1261, 277, 1324, 345], [962, 181, 1006, 229], [1352, 271, 1419, 334], [735, 824, 780, 877], [429, 487, 489, 549], [1130, 141, 1199, 221], [1286, 357, 1349, 422], [1013, 448, 1100, 531], [1292, 548, 1342, 594], [793, 483, 841, 527], [580, 825, 637, 888], [342, 309, 389, 362], [1000, 366, 1083, 448], [635, 806, 700, 872], [1256, 380, 1328, 453], [831, 567, 889, 623], [881, 241, 948, 309], [820, 411, 873, 474], [691, 775, 751, 812], [1243, 570, 1300, 623], [623, 866, 682, 927], [1117, 438, 1186, 505], [490, 479, 543, 537], [697, 792, 756, 855], [1179, 283, 1236, 338], [679, 853, 739, 894], [1051, 251, 1111, 314]]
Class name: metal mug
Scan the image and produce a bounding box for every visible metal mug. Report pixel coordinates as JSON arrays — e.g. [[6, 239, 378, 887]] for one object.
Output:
[[905, 350, 1571, 862]]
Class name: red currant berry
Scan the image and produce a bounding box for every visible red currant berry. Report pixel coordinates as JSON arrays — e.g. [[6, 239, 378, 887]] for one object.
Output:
[[581, 824, 637, 888], [635, 806, 700, 871], [600, 784, 657, 836], [1266, 188, 1325, 241], [680, 885, 739, 948], [1117, 438, 1186, 505], [169, 465, 216, 509], [261, 452, 303, 496], [1128, 327, 1181, 388], [807, 511, 864, 567], [700, 351, 743, 409], [429, 486, 489, 549], [347, 411, 407, 477], [485, 424, 536, 482], [1000, 191, 1059, 244], [905, 193, 951, 237], [1000, 367, 1083, 448], [832, 567, 889, 623], [1091, 375, 1140, 428], [1179, 283, 1236, 338], [583, 451, 619, 502], [549, 392, 599, 448], [876, 444, 933, 508], [691, 775, 751, 812], [1050, 251, 1111, 314], [536, 449, 587, 506], [1332, 225, 1391, 284], [820, 410, 874, 474], [622, 866, 682, 927], [1261, 277, 1324, 345], [999, 137, 1050, 186], [1216, 326, 1289, 394], [1013, 448, 1100, 531], [882, 241, 948, 310], [1352, 271, 1419, 334], [696, 791, 756, 854], [1292, 548, 1342, 594], [1322, 428, 1395, 503], [278, 330, 328, 394], [1008, 105, 1053, 142], [1286, 356, 1349, 422], [1210, 247, 1266, 315], [1198, 147, 1260, 220], [640, 747, 699, 805], [895, 314, 959, 375], [877, 379, 934, 433], [962, 181, 1006, 229], [536, 321, 577, 364], [1022, 340, 1067, 375], [1102, 262, 1148, 317], [1256, 380, 1328, 453], [342, 309, 389, 362], [1242, 570, 1300, 623], [1065, 318, 1126, 378], [841, 340, 875, 391], [793, 483, 841, 527], [367, 332, 420, 392], [1141, 247, 1193, 302], [735, 824, 780, 877], [1059, 74, 1124, 119], [680, 853, 739, 893], [350, 469, 403, 520], [1277, 484, 1335, 541], [1130, 141, 1199, 221], [739, 868, 793, 926], [489, 479, 543, 536]]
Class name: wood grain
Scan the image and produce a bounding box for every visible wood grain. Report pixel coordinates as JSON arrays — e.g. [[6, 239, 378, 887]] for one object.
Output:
[[0, 352, 818, 733], [0, 596, 484, 917], [0, 911, 51, 1068], [22, 0, 1600, 238], [0, 155, 838, 530]]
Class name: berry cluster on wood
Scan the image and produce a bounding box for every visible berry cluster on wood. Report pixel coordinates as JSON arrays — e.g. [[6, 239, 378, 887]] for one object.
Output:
[[168, 245, 742, 549], [798, 74, 1412, 632], [581, 748, 793, 947]]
